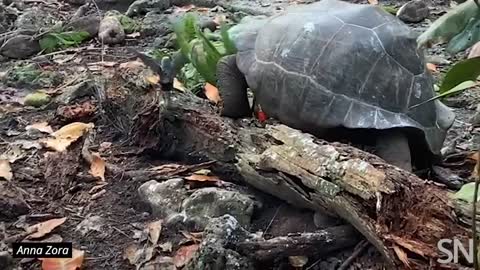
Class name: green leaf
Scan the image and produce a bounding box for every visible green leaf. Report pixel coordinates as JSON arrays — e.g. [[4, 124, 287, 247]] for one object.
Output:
[[410, 80, 477, 109], [417, 0, 480, 49], [446, 15, 480, 54], [439, 56, 480, 93], [190, 39, 217, 85], [39, 31, 90, 53], [452, 182, 480, 203], [173, 13, 199, 60], [220, 23, 237, 55]]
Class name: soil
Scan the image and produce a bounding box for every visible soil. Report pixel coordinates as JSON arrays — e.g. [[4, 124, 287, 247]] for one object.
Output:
[[0, 0, 479, 269]]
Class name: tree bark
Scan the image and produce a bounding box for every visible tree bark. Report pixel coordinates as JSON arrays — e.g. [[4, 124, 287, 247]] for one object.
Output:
[[131, 90, 472, 269]]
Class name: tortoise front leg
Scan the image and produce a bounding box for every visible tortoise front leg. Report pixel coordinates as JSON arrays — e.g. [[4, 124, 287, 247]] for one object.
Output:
[[216, 54, 252, 118], [375, 129, 412, 172]]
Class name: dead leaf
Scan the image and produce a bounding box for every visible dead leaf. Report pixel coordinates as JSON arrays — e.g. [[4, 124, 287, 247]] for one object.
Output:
[[147, 220, 163, 245], [119, 60, 145, 70], [185, 174, 220, 182], [56, 102, 96, 121], [174, 78, 186, 91], [99, 142, 112, 152], [145, 74, 160, 85], [193, 169, 211, 175], [0, 159, 13, 181], [175, 4, 195, 12], [89, 152, 106, 182], [40, 248, 84, 270], [41, 122, 94, 152], [123, 244, 144, 266], [204, 83, 221, 104], [368, 0, 378, 4], [392, 245, 410, 268], [426, 63, 437, 73], [26, 122, 53, 134], [180, 231, 203, 243], [288, 256, 308, 268], [27, 217, 67, 239], [148, 164, 183, 174], [173, 244, 199, 268], [126, 32, 141, 38], [468, 41, 480, 59]]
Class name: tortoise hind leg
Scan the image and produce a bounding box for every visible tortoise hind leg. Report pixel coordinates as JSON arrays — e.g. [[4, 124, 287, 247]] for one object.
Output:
[[216, 54, 251, 118], [375, 129, 413, 172]]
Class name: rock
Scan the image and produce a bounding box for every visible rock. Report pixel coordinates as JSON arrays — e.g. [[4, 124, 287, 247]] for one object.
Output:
[[137, 178, 189, 218], [396, 0, 429, 23], [125, 0, 171, 17], [0, 35, 40, 59], [0, 182, 30, 221], [0, 251, 13, 270], [185, 215, 254, 270], [182, 187, 256, 228], [141, 13, 171, 37], [98, 15, 125, 44], [56, 80, 94, 105], [64, 15, 101, 37], [14, 7, 57, 31]]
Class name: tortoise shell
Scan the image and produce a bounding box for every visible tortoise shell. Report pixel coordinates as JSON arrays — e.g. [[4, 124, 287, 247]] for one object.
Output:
[[228, 0, 455, 155]]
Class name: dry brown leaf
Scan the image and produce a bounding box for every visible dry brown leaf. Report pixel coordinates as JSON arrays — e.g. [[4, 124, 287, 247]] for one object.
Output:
[[147, 220, 163, 245], [41, 122, 94, 152], [173, 244, 199, 268], [0, 159, 13, 181], [185, 174, 220, 182], [26, 122, 53, 134], [468, 41, 480, 59], [426, 63, 437, 73], [126, 32, 141, 38], [392, 245, 410, 268], [89, 152, 106, 182], [180, 231, 203, 243], [174, 78, 186, 91], [470, 152, 479, 162], [123, 244, 143, 266], [40, 248, 84, 270], [119, 60, 145, 70], [145, 74, 160, 85], [204, 83, 221, 104], [27, 217, 67, 239], [148, 164, 183, 174], [368, 0, 378, 4], [175, 4, 195, 12]]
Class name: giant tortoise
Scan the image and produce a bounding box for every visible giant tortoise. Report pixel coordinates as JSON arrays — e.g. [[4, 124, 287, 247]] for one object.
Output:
[[215, 0, 455, 172]]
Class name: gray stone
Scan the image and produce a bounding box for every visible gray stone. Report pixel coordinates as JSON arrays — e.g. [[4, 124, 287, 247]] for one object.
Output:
[[0, 35, 40, 59], [182, 187, 255, 228], [138, 178, 188, 218], [396, 0, 429, 23], [64, 15, 101, 37], [125, 0, 171, 17], [98, 15, 125, 44], [140, 13, 171, 37], [14, 7, 57, 31], [56, 80, 94, 105], [185, 215, 254, 270]]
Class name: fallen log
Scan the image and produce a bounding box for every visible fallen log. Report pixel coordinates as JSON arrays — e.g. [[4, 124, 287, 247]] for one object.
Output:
[[124, 89, 472, 269], [237, 225, 361, 262]]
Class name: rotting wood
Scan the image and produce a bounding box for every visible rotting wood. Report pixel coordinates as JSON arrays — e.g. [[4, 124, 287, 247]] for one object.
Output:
[[126, 90, 473, 269], [236, 225, 361, 261]]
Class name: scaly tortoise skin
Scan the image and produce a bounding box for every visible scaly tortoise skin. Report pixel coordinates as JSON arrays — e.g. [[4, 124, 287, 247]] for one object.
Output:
[[219, 0, 455, 160]]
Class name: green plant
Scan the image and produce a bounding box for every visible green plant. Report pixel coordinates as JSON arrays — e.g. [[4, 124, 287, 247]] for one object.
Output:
[[173, 13, 237, 86], [39, 31, 90, 53]]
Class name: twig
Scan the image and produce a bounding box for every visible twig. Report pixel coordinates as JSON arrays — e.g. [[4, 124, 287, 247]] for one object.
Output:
[[337, 240, 369, 270]]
